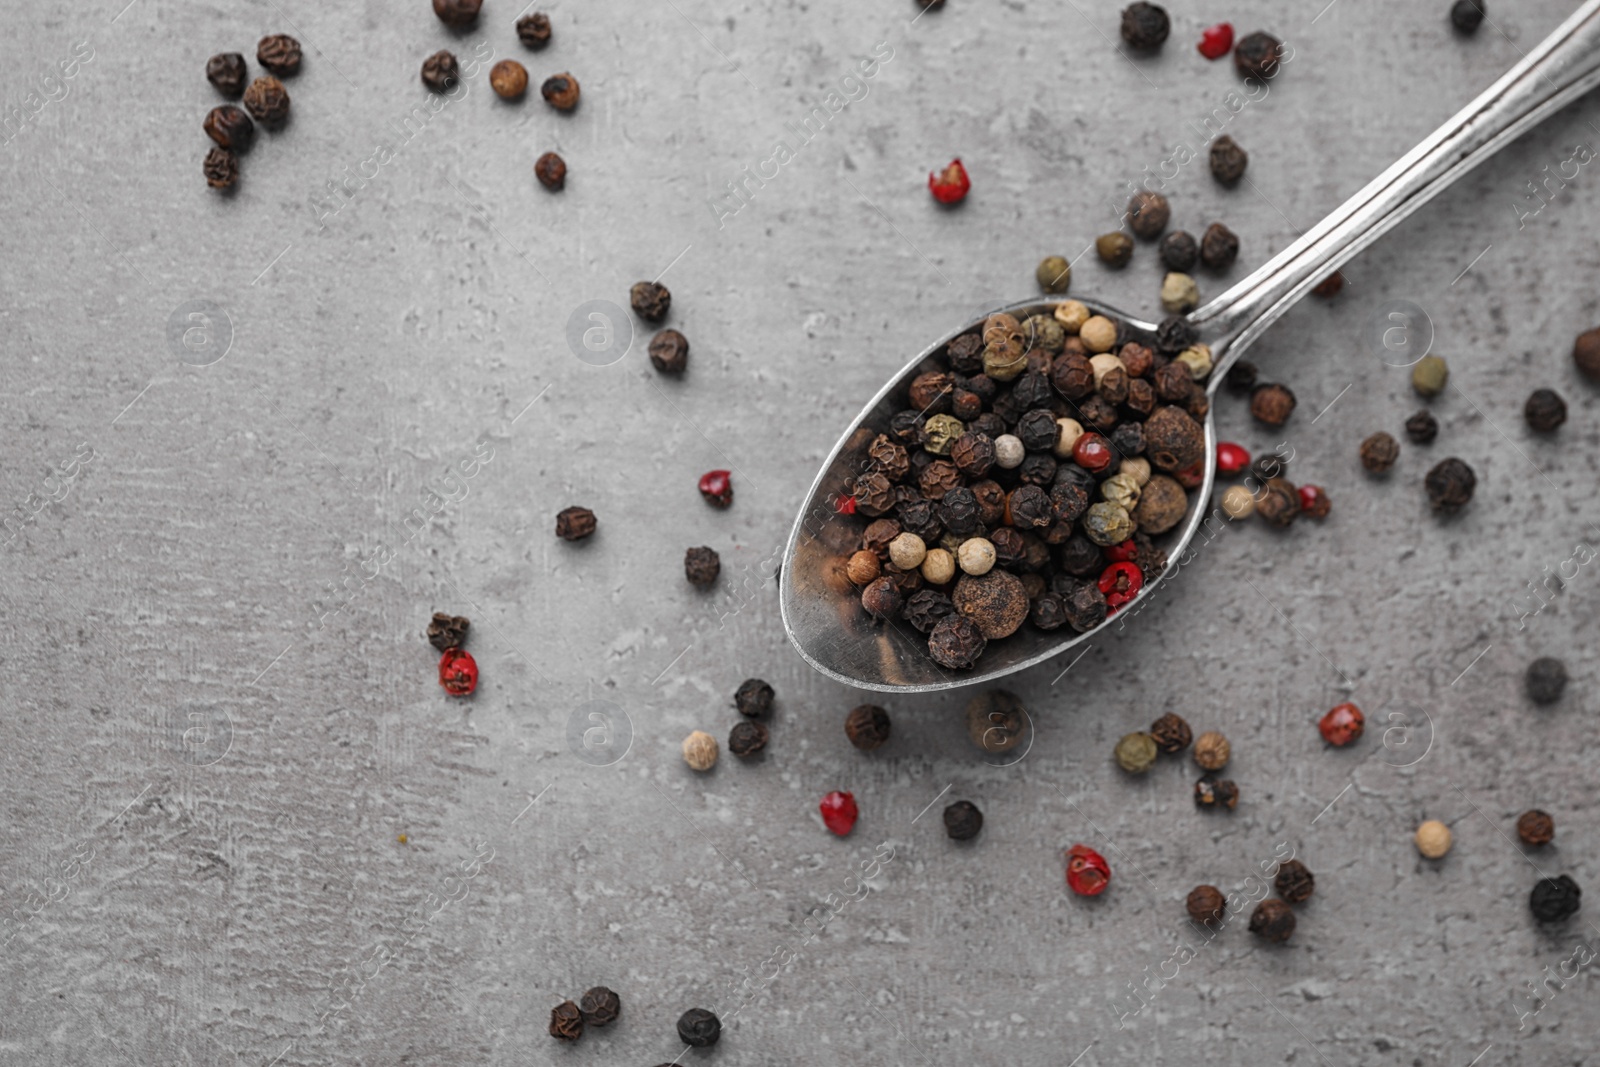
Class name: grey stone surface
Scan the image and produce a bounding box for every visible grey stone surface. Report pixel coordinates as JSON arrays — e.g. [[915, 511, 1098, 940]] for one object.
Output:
[[2, 0, 1598, 1064]]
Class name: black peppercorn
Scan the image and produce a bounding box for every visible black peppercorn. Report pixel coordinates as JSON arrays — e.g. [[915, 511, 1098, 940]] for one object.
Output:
[[1054, 536, 1100, 579], [1152, 361, 1194, 404], [1224, 360, 1258, 395], [1009, 485, 1053, 528], [949, 432, 996, 477], [845, 704, 891, 750], [555, 506, 597, 541], [533, 151, 567, 191], [928, 614, 987, 669], [1250, 453, 1287, 482], [1108, 422, 1145, 459], [1186, 884, 1225, 927], [935, 487, 979, 538], [947, 333, 985, 374], [1530, 875, 1581, 923], [542, 73, 581, 111], [1234, 31, 1284, 79], [1525, 388, 1567, 432], [257, 34, 301, 76], [989, 527, 1027, 570], [630, 281, 671, 322], [1517, 809, 1555, 846], [1029, 592, 1068, 630], [1275, 859, 1315, 903], [579, 986, 621, 1026], [1014, 409, 1056, 452], [943, 800, 983, 840], [207, 53, 248, 97], [685, 546, 721, 587], [1199, 223, 1239, 271], [904, 589, 955, 633], [1405, 409, 1439, 444], [427, 612, 471, 652], [1096, 232, 1135, 268], [204, 105, 254, 152], [1359, 432, 1399, 474], [648, 328, 689, 373], [1209, 134, 1249, 185], [433, 0, 482, 26], [861, 576, 903, 620], [889, 409, 927, 442], [1120, 2, 1170, 49], [1062, 581, 1108, 633], [1154, 315, 1196, 356], [1424, 457, 1476, 512], [1194, 776, 1239, 810], [242, 76, 290, 125], [1159, 231, 1198, 272], [1018, 453, 1059, 487], [734, 678, 774, 717], [549, 1000, 584, 1041], [1249, 899, 1296, 942], [729, 720, 769, 757], [421, 50, 461, 92], [518, 12, 554, 48], [1149, 711, 1192, 753], [203, 147, 239, 190], [677, 1008, 722, 1047], [1451, 0, 1485, 33], [1127, 191, 1170, 240], [1256, 478, 1299, 528], [1525, 656, 1568, 705]]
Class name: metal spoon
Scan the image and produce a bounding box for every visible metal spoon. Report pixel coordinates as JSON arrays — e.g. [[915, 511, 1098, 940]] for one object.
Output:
[[781, 0, 1600, 694]]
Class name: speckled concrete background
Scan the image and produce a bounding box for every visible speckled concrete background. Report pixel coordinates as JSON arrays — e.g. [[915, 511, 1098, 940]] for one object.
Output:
[[3, 0, 1599, 1064]]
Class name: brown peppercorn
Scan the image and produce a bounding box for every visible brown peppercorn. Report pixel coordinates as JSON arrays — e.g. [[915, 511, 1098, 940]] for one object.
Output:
[[1152, 361, 1194, 405], [1131, 474, 1187, 534], [1517, 809, 1555, 846], [1119, 342, 1154, 379], [204, 105, 254, 152], [541, 73, 581, 110], [579, 986, 621, 1027], [1199, 223, 1239, 271], [1096, 231, 1135, 269], [433, 0, 482, 26], [949, 432, 996, 478], [256, 34, 301, 76], [1249, 899, 1296, 943], [1209, 134, 1248, 185], [1275, 859, 1315, 903], [1193, 730, 1230, 770], [1405, 409, 1438, 444], [242, 76, 290, 125], [203, 147, 239, 190], [909, 371, 956, 412], [929, 614, 986, 669], [1574, 326, 1600, 380], [1256, 478, 1299, 528], [1425, 457, 1476, 512], [952, 570, 1029, 639], [1052, 352, 1097, 399], [1234, 31, 1284, 79], [1360, 431, 1400, 474], [1149, 711, 1192, 754], [427, 612, 471, 653], [421, 50, 461, 92], [533, 151, 567, 191], [1186, 884, 1225, 927], [685, 546, 721, 587], [919, 460, 962, 500], [862, 518, 902, 558], [630, 281, 670, 322], [207, 53, 248, 97], [1127, 191, 1170, 240], [845, 704, 892, 750], [845, 550, 881, 586], [549, 1000, 584, 1041], [517, 12, 553, 48], [1250, 382, 1296, 425], [1194, 776, 1239, 810], [491, 60, 529, 99], [1525, 388, 1567, 432], [869, 434, 912, 481], [855, 472, 897, 517], [1143, 406, 1205, 473], [555, 506, 597, 541], [861, 576, 903, 620], [728, 720, 769, 757], [734, 677, 774, 717], [647, 328, 688, 373]]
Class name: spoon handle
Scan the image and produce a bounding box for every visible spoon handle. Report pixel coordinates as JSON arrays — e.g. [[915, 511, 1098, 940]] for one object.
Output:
[[1194, 0, 1600, 371]]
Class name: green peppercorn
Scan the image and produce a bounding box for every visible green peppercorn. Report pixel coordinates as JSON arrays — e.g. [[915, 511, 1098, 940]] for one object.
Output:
[[1096, 232, 1134, 269], [1114, 731, 1158, 773], [1411, 354, 1449, 397], [1036, 255, 1072, 294], [1083, 502, 1135, 546], [921, 414, 965, 455]]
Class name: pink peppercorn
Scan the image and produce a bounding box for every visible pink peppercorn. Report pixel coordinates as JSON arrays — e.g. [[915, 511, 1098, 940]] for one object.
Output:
[[1216, 441, 1250, 475], [1319, 703, 1364, 746], [1065, 844, 1111, 896], [439, 648, 478, 696], [820, 791, 859, 835], [1198, 22, 1234, 60], [928, 159, 970, 205]]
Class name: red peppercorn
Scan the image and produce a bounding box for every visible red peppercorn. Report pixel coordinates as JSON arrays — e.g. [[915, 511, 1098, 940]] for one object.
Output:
[[1216, 441, 1250, 475], [835, 494, 858, 515], [438, 648, 478, 696], [928, 159, 971, 205], [820, 791, 859, 836], [1065, 844, 1111, 896], [1097, 562, 1144, 608], [1298, 484, 1331, 518], [1173, 461, 1206, 489], [1318, 702, 1364, 746], [698, 469, 733, 508], [1198, 22, 1234, 59], [1072, 433, 1114, 473], [1104, 539, 1138, 563]]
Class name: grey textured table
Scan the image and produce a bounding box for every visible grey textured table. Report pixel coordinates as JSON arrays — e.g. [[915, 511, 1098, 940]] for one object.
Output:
[[3, 0, 1598, 1064]]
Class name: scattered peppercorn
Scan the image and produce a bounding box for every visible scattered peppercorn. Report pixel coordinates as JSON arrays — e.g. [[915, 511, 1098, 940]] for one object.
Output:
[[1415, 819, 1452, 858], [517, 12, 554, 48], [728, 720, 769, 757], [734, 678, 774, 718], [204, 105, 254, 152], [928, 158, 971, 204], [1313, 271, 1344, 297], [1525, 388, 1567, 432], [1234, 31, 1284, 79], [1319, 702, 1364, 746], [490, 60, 529, 99], [1209, 134, 1248, 185], [1161, 272, 1200, 314], [242, 76, 290, 125], [1424, 457, 1476, 512], [421, 50, 461, 92], [1275, 860, 1315, 903], [1194, 775, 1239, 809], [1193, 730, 1230, 770], [1249, 899, 1296, 942], [1036, 255, 1072, 294], [1295, 484, 1330, 518], [1127, 191, 1170, 240], [1517, 809, 1554, 846], [438, 648, 478, 696], [1196, 223, 1238, 271], [541, 72, 581, 110], [648, 328, 689, 373], [1526, 656, 1568, 705], [1186, 884, 1225, 926], [1530, 875, 1581, 923], [1065, 843, 1111, 896], [1114, 731, 1158, 774], [1574, 326, 1600, 380], [631, 281, 671, 322], [1197, 21, 1234, 60], [1221, 485, 1255, 519], [1256, 478, 1299, 528], [1149, 712, 1192, 753], [427, 612, 470, 653], [433, 0, 482, 26], [1250, 382, 1296, 425], [579, 986, 621, 1027], [534, 151, 567, 190], [845, 704, 892, 750], [943, 800, 983, 840], [1360, 431, 1400, 474], [820, 790, 859, 835], [1096, 231, 1134, 268], [203, 147, 239, 190], [1405, 409, 1439, 444], [1451, 0, 1486, 33], [549, 1000, 584, 1041], [697, 469, 733, 508], [1120, 2, 1171, 49], [682, 730, 719, 771], [677, 1008, 723, 1047], [1411, 354, 1449, 396], [256, 34, 301, 76], [685, 546, 721, 587], [1159, 231, 1197, 272], [207, 53, 248, 97], [555, 506, 597, 541]]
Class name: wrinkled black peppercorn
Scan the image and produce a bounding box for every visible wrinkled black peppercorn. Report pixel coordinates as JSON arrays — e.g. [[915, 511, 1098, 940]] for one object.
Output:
[[1062, 581, 1108, 633], [1186, 884, 1225, 926], [1120, 2, 1171, 49], [631, 281, 671, 322], [845, 704, 891, 750], [1405, 409, 1439, 444], [1127, 191, 1171, 240], [1424, 457, 1475, 512], [580, 986, 621, 1026], [207, 53, 248, 97], [1234, 31, 1284, 79], [1194, 776, 1239, 810], [433, 0, 483, 27], [1526, 657, 1567, 705], [648, 328, 689, 373], [257, 34, 302, 76], [1209, 134, 1249, 185], [1199, 223, 1239, 271], [204, 105, 254, 152], [1275, 859, 1315, 903], [1530, 874, 1581, 923], [1360, 431, 1400, 474], [1029, 592, 1068, 630], [735, 678, 774, 717], [242, 76, 290, 125], [1249, 899, 1296, 942], [518, 12, 554, 48], [677, 1008, 722, 1047], [1525, 388, 1567, 432], [1154, 314, 1197, 355], [427, 612, 471, 652], [685, 546, 721, 587], [943, 800, 983, 840], [203, 147, 239, 190], [421, 50, 460, 92], [549, 1000, 584, 1041], [1159, 231, 1197, 272], [928, 614, 986, 669], [1149, 711, 1192, 753], [1451, 0, 1485, 34], [729, 720, 769, 757], [904, 589, 955, 633], [555, 506, 597, 541]]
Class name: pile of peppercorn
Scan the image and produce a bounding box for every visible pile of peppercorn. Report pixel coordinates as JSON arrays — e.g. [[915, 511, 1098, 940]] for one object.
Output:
[[837, 299, 1214, 669], [202, 36, 300, 189]]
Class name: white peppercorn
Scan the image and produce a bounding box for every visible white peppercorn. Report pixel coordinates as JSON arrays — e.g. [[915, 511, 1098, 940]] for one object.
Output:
[[1176, 343, 1213, 379], [1221, 485, 1255, 519], [1194, 730, 1230, 770], [682, 730, 719, 771], [1161, 272, 1200, 314], [888, 532, 927, 570], [1119, 457, 1152, 486], [1089, 353, 1123, 389], [1053, 300, 1090, 334], [1052, 418, 1086, 459], [1101, 472, 1142, 511], [1415, 819, 1452, 859], [921, 547, 956, 584], [993, 434, 1025, 469], [1080, 315, 1117, 354], [957, 537, 996, 576]]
